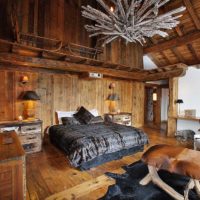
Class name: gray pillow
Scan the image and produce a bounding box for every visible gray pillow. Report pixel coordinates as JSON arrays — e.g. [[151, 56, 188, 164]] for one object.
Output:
[[61, 117, 81, 125], [88, 116, 104, 124], [73, 106, 94, 124]]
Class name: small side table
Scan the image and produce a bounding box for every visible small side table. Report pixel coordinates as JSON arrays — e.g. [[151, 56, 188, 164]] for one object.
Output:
[[104, 113, 132, 126]]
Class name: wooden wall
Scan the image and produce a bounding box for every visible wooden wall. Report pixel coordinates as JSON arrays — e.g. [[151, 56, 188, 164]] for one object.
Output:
[[0, 0, 145, 129], [0, 67, 145, 129], [0, 0, 143, 68], [102, 39, 143, 68]]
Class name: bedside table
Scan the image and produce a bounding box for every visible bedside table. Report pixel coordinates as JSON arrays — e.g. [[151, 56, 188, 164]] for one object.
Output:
[[0, 120, 43, 154], [104, 113, 132, 126]]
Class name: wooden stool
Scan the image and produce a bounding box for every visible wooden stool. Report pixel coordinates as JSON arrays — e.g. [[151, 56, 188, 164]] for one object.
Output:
[[140, 144, 200, 200]]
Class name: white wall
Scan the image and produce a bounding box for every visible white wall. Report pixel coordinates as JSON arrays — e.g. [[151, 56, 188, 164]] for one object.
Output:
[[143, 55, 157, 70], [177, 67, 200, 133], [161, 88, 169, 121]]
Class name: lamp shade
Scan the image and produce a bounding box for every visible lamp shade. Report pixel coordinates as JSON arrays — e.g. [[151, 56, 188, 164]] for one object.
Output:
[[107, 93, 120, 101], [176, 99, 183, 104], [22, 91, 40, 101]]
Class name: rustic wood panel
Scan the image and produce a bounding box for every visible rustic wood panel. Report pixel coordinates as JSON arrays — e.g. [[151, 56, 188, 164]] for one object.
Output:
[[132, 82, 145, 127], [0, 68, 144, 130], [0, 71, 15, 121], [102, 39, 143, 69]]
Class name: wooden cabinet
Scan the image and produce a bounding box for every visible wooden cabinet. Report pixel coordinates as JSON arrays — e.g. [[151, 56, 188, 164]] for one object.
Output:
[[104, 113, 132, 126], [0, 120, 42, 154], [0, 131, 26, 200]]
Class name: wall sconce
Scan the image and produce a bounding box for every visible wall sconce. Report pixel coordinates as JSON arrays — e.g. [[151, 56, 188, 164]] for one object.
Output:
[[20, 76, 29, 85], [153, 92, 157, 101], [110, 6, 114, 12]]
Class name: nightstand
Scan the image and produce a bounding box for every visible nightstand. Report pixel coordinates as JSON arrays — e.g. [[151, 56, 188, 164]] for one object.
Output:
[[104, 113, 132, 126], [0, 120, 42, 154]]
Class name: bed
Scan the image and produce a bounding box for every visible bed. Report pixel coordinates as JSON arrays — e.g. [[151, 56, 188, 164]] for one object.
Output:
[[49, 121, 148, 170]]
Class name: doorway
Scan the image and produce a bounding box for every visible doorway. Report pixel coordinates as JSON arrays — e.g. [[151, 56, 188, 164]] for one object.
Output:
[[144, 81, 169, 133]]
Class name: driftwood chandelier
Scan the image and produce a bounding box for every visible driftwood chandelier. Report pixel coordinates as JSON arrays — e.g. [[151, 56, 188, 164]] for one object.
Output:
[[82, 0, 186, 46]]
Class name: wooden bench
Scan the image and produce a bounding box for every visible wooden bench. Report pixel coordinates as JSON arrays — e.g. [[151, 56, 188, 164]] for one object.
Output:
[[140, 144, 200, 200]]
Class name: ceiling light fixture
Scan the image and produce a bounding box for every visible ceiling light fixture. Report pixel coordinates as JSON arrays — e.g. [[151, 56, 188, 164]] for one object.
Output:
[[82, 0, 186, 46]]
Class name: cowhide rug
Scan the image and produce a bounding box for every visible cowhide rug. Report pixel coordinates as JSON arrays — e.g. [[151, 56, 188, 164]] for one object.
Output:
[[100, 161, 199, 200]]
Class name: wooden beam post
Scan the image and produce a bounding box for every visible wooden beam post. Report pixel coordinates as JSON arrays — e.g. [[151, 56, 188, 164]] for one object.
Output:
[[167, 78, 178, 137]]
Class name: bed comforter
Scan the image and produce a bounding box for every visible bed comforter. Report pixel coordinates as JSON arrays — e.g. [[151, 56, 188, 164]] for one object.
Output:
[[49, 122, 148, 168]]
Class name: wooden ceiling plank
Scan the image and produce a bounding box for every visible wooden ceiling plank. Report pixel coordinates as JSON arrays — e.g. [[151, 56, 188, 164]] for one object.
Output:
[[172, 48, 185, 63], [161, 51, 174, 65], [183, 0, 200, 30], [187, 43, 200, 61], [144, 31, 200, 54], [174, 24, 200, 63]]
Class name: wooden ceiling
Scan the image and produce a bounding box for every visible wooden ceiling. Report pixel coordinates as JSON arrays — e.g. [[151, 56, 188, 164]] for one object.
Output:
[[144, 0, 200, 67]]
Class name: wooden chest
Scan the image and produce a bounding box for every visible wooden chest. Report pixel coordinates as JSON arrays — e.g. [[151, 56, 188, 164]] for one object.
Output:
[[0, 120, 42, 154], [0, 131, 26, 200]]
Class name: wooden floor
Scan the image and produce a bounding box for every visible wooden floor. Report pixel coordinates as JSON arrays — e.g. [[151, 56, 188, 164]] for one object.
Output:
[[26, 127, 192, 200]]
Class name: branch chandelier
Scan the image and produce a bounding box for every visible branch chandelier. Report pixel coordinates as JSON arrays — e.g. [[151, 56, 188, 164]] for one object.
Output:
[[82, 0, 186, 46]]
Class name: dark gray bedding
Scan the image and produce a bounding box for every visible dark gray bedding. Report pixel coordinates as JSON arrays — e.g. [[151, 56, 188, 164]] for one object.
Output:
[[49, 122, 148, 169]]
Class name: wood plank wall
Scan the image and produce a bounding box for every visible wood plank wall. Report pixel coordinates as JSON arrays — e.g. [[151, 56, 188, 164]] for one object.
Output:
[[0, 67, 145, 129], [102, 40, 143, 69], [0, 0, 145, 129], [0, 0, 143, 69]]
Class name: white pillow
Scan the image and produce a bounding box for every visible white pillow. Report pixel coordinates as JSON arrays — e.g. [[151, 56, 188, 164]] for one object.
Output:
[[89, 109, 99, 117], [56, 109, 99, 124], [56, 111, 77, 124]]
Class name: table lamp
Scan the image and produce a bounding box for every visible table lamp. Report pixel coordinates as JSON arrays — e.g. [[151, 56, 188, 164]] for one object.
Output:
[[176, 99, 183, 115], [107, 93, 120, 113], [22, 91, 40, 120]]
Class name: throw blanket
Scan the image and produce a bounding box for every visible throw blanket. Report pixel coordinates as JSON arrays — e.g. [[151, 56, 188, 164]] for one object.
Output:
[[49, 123, 148, 168]]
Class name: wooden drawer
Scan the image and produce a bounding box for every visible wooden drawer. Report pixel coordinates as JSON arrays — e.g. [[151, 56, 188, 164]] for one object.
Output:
[[23, 142, 42, 153], [21, 124, 41, 134], [19, 133, 41, 145]]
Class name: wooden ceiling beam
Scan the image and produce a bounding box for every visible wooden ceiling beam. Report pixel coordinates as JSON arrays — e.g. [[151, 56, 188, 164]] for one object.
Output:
[[144, 31, 200, 54], [0, 53, 144, 81], [0, 53, 187, 82], [143, 67, 187, 81], [183, 0, 200, 30]]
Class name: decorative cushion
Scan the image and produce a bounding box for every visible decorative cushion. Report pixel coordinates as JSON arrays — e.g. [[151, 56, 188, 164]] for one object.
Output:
[[88, 116, 104, 124], [61, 117, 81, 125], [73, 106, 95, 124]]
